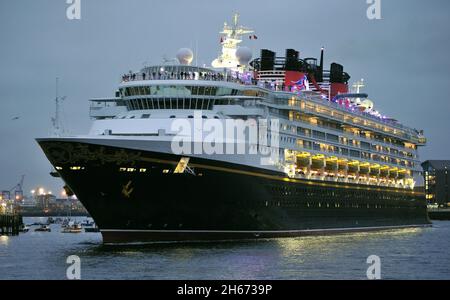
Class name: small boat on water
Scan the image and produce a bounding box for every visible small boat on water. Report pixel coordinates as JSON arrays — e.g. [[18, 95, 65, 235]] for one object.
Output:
[[61, 218, 71, 228], [34, 224, 51, 232], [20, 225, 30, 233], [81, 219, 95, 227], [61, 222, 82, 233]]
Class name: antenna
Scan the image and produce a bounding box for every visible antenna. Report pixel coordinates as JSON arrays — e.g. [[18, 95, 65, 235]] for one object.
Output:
[[51, 77, 67, 137], [352, 78, 365, 93], [320, 47, 324, 71], [195, 39, 198, 67]]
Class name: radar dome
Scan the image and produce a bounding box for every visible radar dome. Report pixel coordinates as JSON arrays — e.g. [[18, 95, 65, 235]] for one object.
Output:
[[176, 48, 194, 65], [360, 99, 374, 111], [236, 46, 252, 66]]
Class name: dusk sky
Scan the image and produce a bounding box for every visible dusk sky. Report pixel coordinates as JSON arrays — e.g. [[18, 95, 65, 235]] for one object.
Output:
[[1, 0, 449, 195]]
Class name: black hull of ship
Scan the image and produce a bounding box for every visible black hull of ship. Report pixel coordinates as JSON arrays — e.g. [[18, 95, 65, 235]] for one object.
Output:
[[37, 140, 431, 244]]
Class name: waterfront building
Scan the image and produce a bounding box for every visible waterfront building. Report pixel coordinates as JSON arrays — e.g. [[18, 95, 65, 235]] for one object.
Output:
[[421, 160, 450, 207], [35, 194, 56, 211]]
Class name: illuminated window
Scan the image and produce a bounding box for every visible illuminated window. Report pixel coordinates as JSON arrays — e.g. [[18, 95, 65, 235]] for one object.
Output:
[[69, 166, 84, 170]]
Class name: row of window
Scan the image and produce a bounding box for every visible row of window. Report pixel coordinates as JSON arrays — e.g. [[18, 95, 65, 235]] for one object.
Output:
[[120, 85, 241, 98], [281, 97, 415, 142], [263, 200, 415, 209], [282, 123, 415, 158], [274, 108, 412, 150], [288, 111, 412, 152], [126, 97, 222, 110], [278, 134, 415, 168], [270, 185, 415, 202]]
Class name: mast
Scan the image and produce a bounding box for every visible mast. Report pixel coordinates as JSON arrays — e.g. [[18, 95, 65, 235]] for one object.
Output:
[[211, 13, 254, 69], [319, 47, 324, 72], [51, 77, 66, 137]]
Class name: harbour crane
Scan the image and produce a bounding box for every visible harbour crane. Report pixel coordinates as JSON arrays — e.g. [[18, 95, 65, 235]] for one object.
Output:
[[6, 175, 25, 202]]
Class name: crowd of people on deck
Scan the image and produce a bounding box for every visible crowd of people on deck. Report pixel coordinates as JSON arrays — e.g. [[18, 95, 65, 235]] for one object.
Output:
[[122, 70, 249, 85]]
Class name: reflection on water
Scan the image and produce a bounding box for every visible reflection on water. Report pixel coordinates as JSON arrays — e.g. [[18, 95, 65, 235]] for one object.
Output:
[[277, 227, 425, 254], [0, 235, 10, 246], [0, 217, 448, 279]]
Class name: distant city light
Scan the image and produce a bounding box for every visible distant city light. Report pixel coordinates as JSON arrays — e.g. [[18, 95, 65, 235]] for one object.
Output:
[[38, 188, 45, 195]]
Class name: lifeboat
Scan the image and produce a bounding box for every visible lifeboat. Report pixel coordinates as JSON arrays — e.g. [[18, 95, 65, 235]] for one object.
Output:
[[311, 154, 325, 170], [359, 163, 370, 175], [338, 159, 348, 171], [380, 166, 389, 178], [296, 152, 311, 168], [369, 164, 380, 176], [389, 167, 398, 179], [347, 161, 359, 174], [325, 157, 338, 172], [397, 169, 407, 179]]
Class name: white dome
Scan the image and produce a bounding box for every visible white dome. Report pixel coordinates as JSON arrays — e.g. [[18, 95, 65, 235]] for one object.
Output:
[[176, 48, 194, 65], [236, 46, 252, 65], [360, 99, 374, 111]]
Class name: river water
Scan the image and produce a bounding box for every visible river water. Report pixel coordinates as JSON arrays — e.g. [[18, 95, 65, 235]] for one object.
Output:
[[0, 217, 449, 279]]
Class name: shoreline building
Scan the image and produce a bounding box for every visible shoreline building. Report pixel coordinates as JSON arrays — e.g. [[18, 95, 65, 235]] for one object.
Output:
[[422, 160, 450, 207]]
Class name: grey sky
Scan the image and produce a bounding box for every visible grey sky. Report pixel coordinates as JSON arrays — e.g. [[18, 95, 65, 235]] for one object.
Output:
[[1, 0, 449, 195]]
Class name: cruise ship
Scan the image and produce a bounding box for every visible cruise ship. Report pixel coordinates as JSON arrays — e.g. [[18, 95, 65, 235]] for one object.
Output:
[[37, 14, 430, 244]]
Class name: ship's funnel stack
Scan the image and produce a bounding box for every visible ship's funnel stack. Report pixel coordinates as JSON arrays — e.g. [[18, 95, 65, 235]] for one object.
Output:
[[285, 49, 300, 71], [260, 49, 275, 70], [329, 62, 350, 99]]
